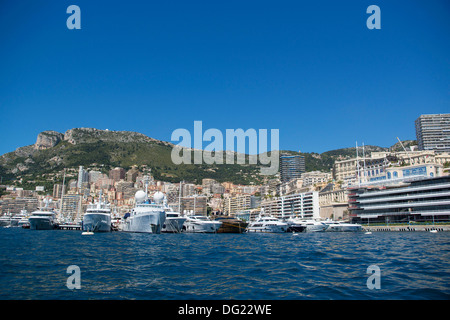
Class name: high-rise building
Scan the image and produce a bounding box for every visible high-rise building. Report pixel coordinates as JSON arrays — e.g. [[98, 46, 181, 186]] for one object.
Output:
[[415, 114, 450, 153], [279, 154, 305, 182], [109, 167, 126, 182]]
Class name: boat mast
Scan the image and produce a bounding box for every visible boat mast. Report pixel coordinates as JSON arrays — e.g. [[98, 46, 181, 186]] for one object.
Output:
[[356, 141, 360, 187], [59, 170, 66, 220]]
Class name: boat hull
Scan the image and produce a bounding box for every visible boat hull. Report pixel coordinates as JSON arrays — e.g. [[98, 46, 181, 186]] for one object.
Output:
[[183, 220, 222, 233], [216, 219, 248, 233], [82, 213, 111, 232], [28, 217, 57, 230], [326, 224, 362, 232], [247, 225, 288, 233], [162, 217, 187, 233], [122, 211, 165, 234]]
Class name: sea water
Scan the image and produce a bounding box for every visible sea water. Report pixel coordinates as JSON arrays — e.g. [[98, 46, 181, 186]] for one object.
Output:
[[0, 228, 449, 300]]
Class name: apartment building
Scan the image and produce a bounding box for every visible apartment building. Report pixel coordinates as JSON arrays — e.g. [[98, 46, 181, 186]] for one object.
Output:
[[415, 114, 450, 153]]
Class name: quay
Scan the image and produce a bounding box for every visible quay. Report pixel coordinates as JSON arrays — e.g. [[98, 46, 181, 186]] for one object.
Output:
[[363, 225, 450, 232], [58, 224, 82, 231]]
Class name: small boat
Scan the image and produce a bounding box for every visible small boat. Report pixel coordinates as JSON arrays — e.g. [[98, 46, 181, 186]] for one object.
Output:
[[213, 216, 248, 233]]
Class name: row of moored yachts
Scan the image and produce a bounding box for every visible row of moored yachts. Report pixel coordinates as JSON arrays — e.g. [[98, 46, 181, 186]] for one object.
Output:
[[1, 191, 362, 233]]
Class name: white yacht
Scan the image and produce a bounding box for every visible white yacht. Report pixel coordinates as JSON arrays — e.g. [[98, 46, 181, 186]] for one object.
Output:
[[162, 206, 187, 233], [183, 214, 222, 233], [28, 199, 58, 230], [323, 220, 362, 232], [10, 210, 29, 227], [247, 215, 289, 233], [82, 192, 111, 232], [287, 218, 328, 232], [121, 191, 166, 234], [0, 213, 11, 227]]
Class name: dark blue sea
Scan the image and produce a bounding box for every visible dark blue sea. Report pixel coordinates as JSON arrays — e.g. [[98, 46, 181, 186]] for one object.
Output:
[[1, 228, 449, 300]]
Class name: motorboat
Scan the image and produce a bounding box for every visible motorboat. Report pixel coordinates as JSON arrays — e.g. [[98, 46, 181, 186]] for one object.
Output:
[[183, 215, 222, 233], [10, 210, 29, 227], [322, 220, 362, 232], [82, 191, 111, 232], [0, 213, 11, 227], [285, 220, 307, 233], [287, 218, 328, 232], [247, 215, 288, 233], [121, 191, 166, 234], [28, 198, 58, 230]]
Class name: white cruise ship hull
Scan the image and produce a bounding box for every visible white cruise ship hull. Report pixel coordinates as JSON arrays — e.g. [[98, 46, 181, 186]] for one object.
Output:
[[29, 217, 57, 230], [122, 211, 165, 234], [247, 225, 287, 233], [183, 220, 221, 233], [83, 213, 111, 232], [162, 217, 187, 233], [325, 224, 362, 232]]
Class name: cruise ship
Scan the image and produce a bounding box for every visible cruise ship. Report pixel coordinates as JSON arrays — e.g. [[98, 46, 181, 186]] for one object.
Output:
[[82, 192, 111, 232], [121, 191, 166, 234]]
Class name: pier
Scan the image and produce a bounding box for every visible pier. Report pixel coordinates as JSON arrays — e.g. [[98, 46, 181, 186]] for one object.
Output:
[[363, 225, 450, 232]]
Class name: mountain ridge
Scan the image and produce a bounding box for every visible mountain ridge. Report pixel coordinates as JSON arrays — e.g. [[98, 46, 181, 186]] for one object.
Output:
[[0, 128, 417, 186]]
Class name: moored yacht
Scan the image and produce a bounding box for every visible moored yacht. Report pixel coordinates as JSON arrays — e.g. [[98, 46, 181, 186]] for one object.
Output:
[[183, 214, 222, 233], [121, 191, 166, 234], [82, 192, 111, 232], [10, 210, 29, 227], [323, 220, 362, 232], [213, 215, 248, 233], [0, 213, 11, 227], [28, 198, 58, 230], [162, 203, 186, 233], [287, 218, 328, 232], [247, 215, 289, 233]]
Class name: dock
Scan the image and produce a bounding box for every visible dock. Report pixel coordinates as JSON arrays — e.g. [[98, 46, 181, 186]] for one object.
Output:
[[363, 225, 450, 232]]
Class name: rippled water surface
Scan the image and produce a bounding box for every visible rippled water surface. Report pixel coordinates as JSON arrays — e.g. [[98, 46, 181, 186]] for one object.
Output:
[[1, 228, 449, 299]]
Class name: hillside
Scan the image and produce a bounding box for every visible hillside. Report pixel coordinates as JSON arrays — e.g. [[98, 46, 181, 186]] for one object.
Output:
[[0, 128, 265, 186], [0, 128, 416, 187]]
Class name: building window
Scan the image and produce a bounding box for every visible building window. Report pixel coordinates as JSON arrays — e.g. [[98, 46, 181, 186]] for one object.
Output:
[[387, 172, 391, 179], [393, 171, 398, 178]]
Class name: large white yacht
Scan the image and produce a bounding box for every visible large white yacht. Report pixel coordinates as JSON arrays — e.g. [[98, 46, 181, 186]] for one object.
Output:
[[162, 205, 187, 233], [322, 220, 362, 232], [121, 191, 166, 234], [10, 210, 29, 227], [287, 218, 328, 232], [82, 192, 111, 232], [28, 198, 58, 230], [247, 214, 289, 233], [183, 214, 222, 233]]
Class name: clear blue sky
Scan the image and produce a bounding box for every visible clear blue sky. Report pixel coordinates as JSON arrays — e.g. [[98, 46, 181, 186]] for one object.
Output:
[[0, 0, 449, 155]]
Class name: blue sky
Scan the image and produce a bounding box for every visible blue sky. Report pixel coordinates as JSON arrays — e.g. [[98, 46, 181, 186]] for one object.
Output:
[[0, 0, 449, 155]]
